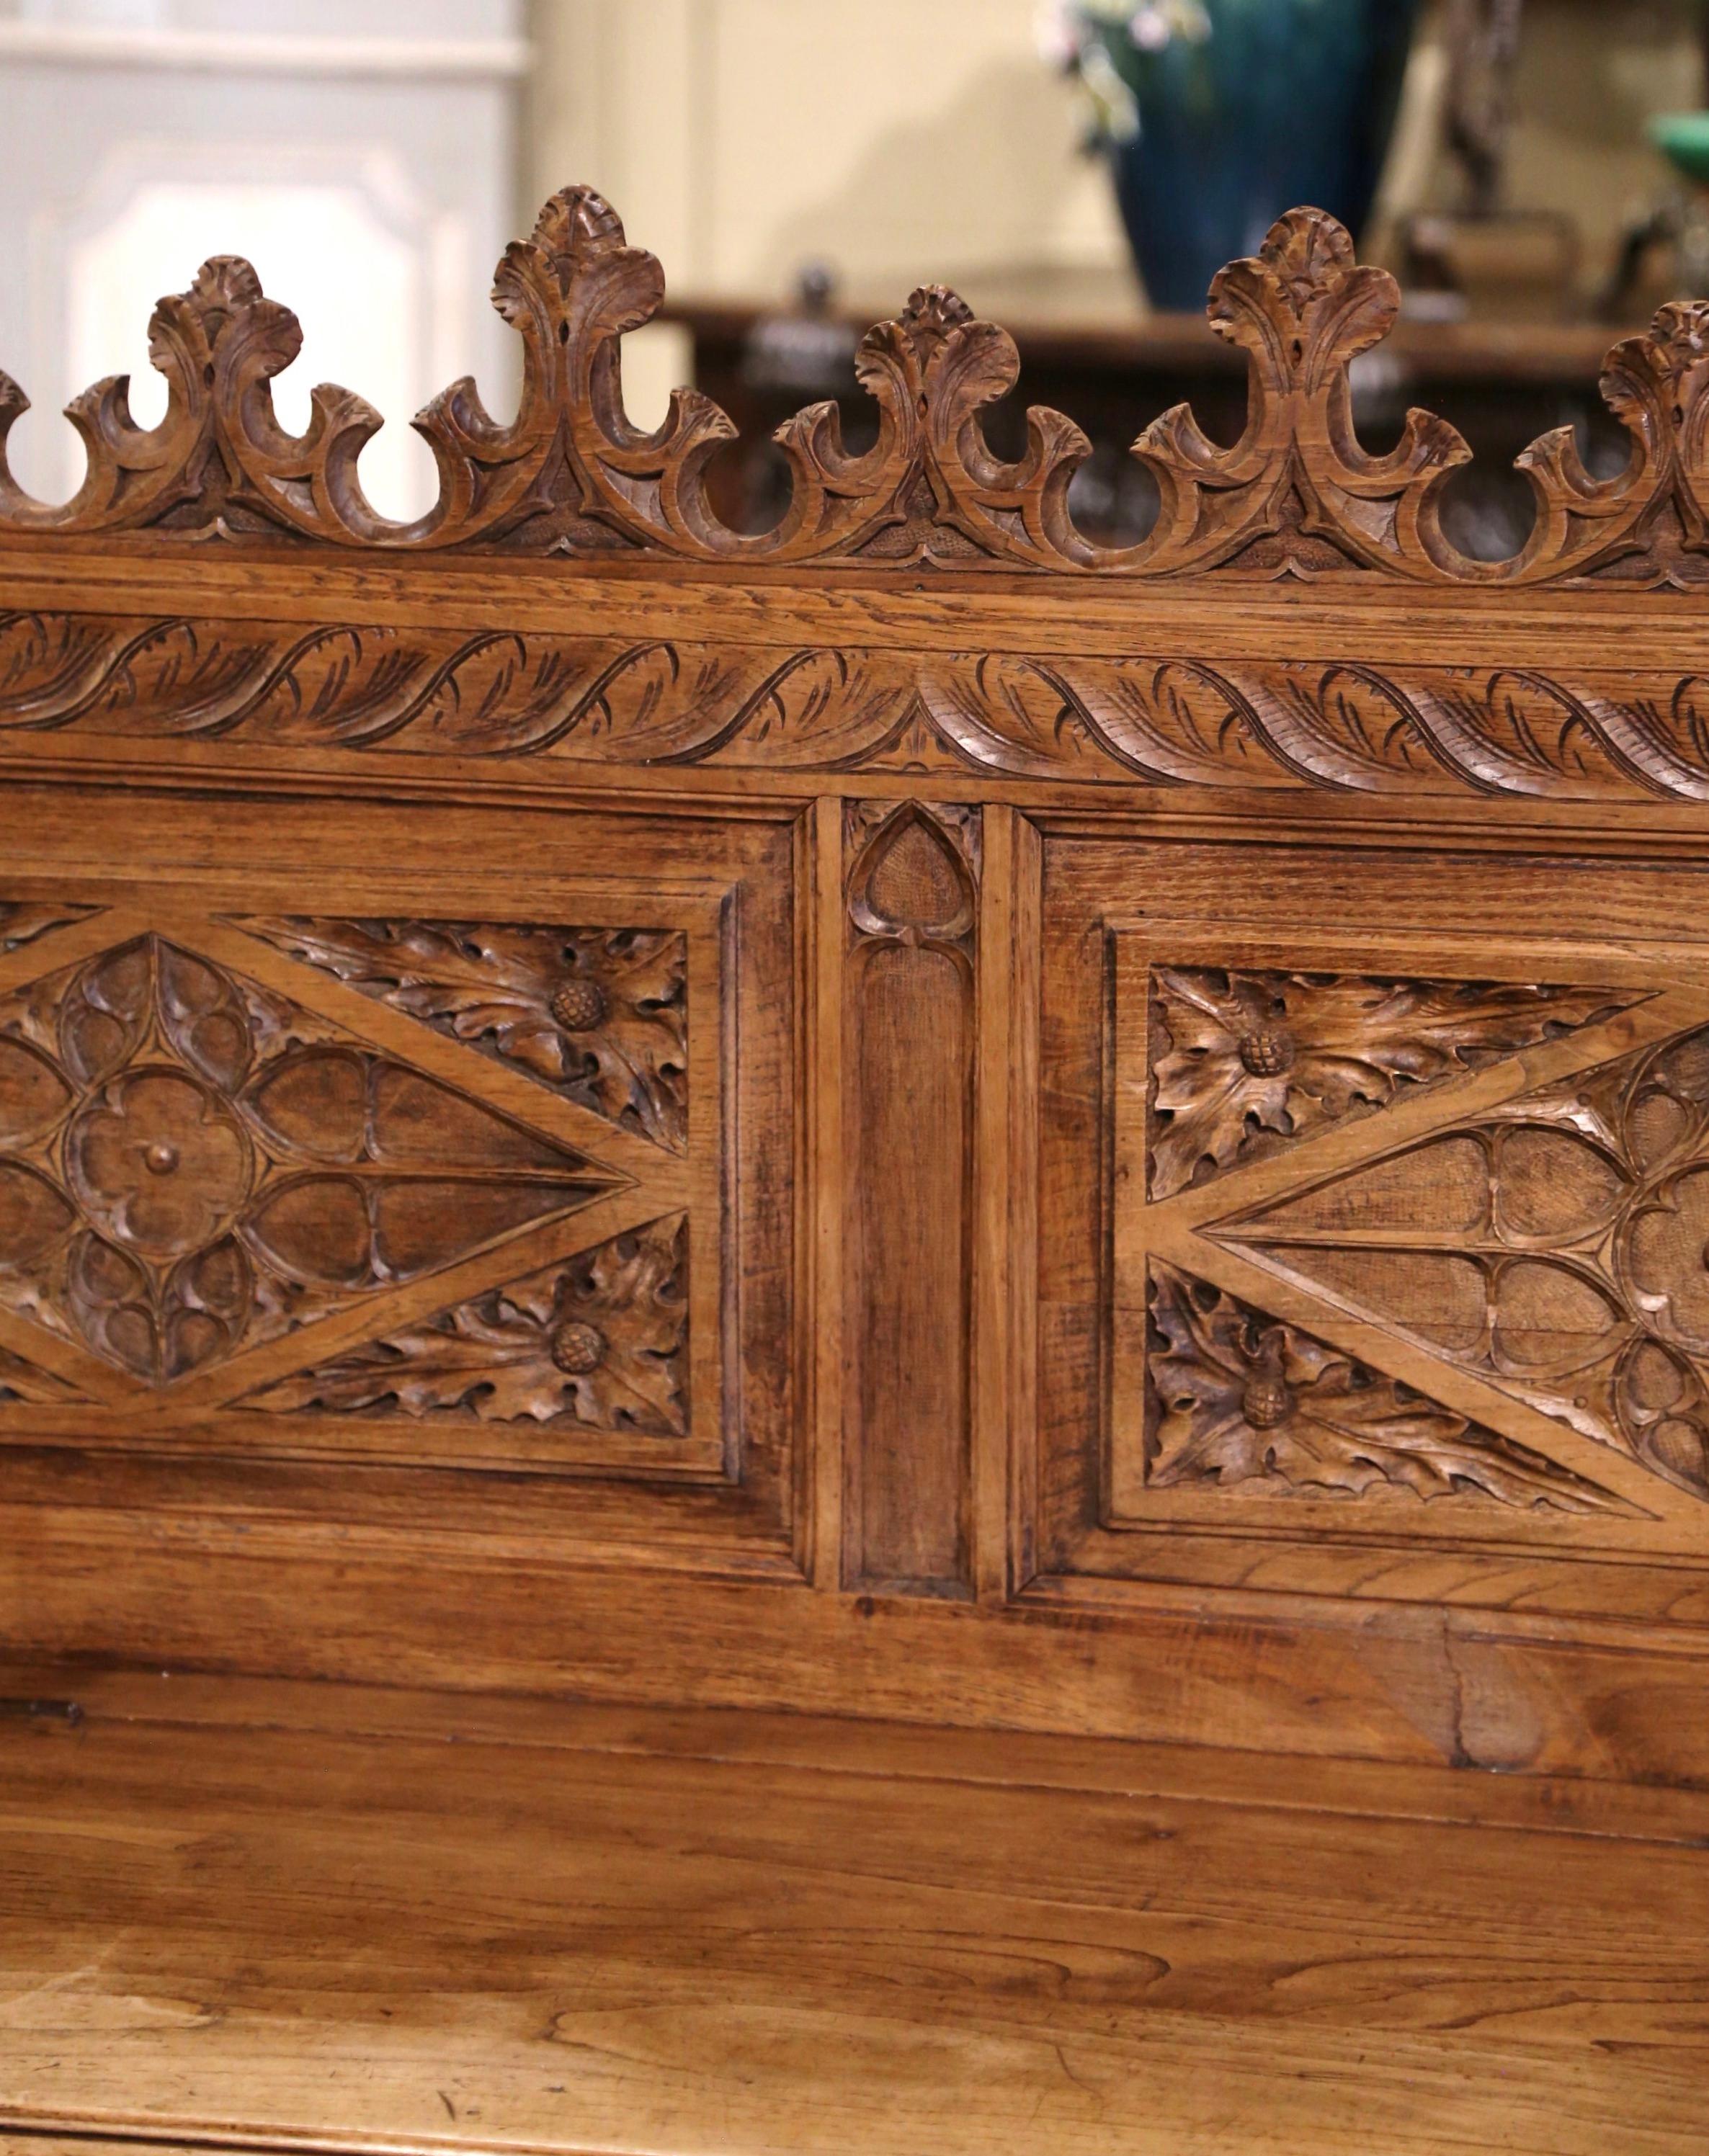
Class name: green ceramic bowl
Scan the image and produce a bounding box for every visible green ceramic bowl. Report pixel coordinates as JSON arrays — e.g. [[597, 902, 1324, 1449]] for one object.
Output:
[[1651, 111, 1709, 187]]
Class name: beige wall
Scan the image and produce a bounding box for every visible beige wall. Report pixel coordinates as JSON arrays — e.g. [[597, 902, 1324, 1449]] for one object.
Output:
[[524, 0, 1127, 416], [1379, 0, 1702, 294], [525, 0, 1125, 294], [523, 0, 1706, 415], [1487, 0, 1700, 285]]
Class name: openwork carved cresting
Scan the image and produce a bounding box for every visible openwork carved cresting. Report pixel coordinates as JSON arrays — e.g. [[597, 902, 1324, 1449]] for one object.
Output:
[[7, 185, 1709, 583]]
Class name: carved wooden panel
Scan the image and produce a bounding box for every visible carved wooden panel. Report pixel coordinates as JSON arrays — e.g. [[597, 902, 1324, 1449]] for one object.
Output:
[[248, 1213, 688, 1435], [6, 185, 1709, 588], [0, 931, 617, 1385], [1105, 911, 1709, 1555], [842, 802, 979, 1595], [236, 916, 687, 1152], [1147, 1258, 1619, 1513], [0, 872, 732, 1488], [1222, 1023, 1709, 1503], [1149, 968, 1637, 1199]]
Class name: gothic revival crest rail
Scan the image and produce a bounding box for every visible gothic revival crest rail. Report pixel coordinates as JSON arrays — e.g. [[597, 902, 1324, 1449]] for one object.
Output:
[[4, 185, 1709, 586]]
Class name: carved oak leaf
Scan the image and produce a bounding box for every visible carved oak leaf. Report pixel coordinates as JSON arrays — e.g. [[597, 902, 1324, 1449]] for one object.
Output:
[[0, 1341, 81, 1405], [1147, 1262, 1619, 1511], [237, 916, 687, 1153], [250, 1213, 687, 1434], [1150, 967, 1633, 1199], [0, 902, 94, 957]]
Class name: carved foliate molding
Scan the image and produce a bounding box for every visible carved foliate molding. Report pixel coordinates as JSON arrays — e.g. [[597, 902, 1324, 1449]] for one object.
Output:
[[1149, 968, 1637, 1199], [247, 1213, 688, 1435], [5, 188, 1709, 584], [1146, 1260, 1620, 1512], [17, 611, 1709, 802], [236, 917, 687, 1153]]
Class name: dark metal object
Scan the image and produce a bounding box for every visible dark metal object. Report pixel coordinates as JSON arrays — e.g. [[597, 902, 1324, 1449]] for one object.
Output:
[[1442, 0, 1527, 216]]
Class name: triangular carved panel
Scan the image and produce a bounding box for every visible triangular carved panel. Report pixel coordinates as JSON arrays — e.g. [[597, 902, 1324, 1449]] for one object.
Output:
[[0, 934, 622, 1387], [1148, 967, 1640, 1199], [1221, 1022, 1709, 1501], [1146, 1260, 1621, 1513], [245, 1213, 687, 1436], [234, 916, 687, 1153]]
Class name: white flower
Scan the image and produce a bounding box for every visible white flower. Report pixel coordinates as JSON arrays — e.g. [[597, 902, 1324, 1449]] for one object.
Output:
[[1129, 0, 1214, 48], [1033, 0, 1084, 65], [1077, 38, 1142, 142]]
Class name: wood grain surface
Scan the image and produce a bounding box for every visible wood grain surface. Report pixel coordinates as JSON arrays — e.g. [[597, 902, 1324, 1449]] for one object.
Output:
[[5, 182, 1709, 1811], [1, 1674, 1707, 2156]]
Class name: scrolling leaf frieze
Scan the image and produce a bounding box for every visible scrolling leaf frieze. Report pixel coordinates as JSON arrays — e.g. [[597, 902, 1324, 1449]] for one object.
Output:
[[14, 610, 1709, 802], [4, 187, 1709, 583]]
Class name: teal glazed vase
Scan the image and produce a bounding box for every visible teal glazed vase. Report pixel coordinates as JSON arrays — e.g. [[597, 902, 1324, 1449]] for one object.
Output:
[[1097, 0, 1421, 310]]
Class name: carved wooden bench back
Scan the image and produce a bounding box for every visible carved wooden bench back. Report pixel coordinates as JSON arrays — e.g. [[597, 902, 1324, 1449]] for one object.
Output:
[[4, 188, 1709, 1784]]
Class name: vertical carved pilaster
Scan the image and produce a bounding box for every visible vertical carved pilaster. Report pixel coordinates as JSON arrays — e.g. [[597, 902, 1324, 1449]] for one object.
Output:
[[842, 802, 979, 1596]]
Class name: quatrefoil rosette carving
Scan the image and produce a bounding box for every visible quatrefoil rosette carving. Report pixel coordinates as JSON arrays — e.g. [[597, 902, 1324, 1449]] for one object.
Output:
[[1124, 959, 1709, 1521], [0, 929, 690, 1434]]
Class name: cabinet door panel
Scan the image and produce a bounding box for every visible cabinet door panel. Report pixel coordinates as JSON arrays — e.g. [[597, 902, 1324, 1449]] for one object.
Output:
[[0, 784, 799, 1560], [1037, 831, 1709, 1627]]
